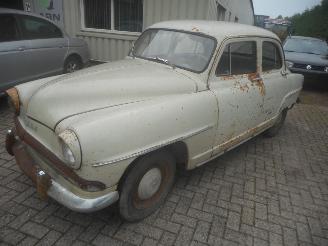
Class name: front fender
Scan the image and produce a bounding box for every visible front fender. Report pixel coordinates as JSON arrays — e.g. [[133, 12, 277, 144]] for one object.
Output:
[[56, 91, 218, 187]]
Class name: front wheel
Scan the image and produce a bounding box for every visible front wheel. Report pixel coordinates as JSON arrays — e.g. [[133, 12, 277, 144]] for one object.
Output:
[[119, 150, 176, 222], [64, 56, 82, 73], [264, 109, 287, 137]]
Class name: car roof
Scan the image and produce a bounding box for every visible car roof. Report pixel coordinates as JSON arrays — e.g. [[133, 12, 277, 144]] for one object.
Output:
[[149, 20, 279, 41], [287, 36, 325, 42], [0, 8, 61, 28]]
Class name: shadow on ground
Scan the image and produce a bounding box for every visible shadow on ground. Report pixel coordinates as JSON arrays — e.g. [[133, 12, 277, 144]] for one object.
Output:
[[300, 76, 328, 107]]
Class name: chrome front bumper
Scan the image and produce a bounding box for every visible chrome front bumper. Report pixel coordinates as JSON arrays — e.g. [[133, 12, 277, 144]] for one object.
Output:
[[6, 129, 119, 213], [48, 180, 119, 213]]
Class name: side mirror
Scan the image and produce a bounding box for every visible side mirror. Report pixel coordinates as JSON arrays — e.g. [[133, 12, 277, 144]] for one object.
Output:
[[281, 70, 288, 77]]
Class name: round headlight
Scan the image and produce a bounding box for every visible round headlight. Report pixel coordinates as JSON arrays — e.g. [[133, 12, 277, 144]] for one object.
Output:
[[59, 130, 81, 169], [285, 61, 294, 68], [62, 142, 76, 164], [6, 88, 20, 115]]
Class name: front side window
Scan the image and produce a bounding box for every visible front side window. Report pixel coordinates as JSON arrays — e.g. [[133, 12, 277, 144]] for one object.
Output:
[[83, 0, 143, 33], [19, 15, 62, 40], [133, 29, 216, 73], [216, 41, 257, 76], [262, 41, 282, 72], [0, 14, 19, 42]]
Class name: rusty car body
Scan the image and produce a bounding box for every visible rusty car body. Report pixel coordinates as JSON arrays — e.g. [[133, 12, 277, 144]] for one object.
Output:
[[6, 21, 303, 221]]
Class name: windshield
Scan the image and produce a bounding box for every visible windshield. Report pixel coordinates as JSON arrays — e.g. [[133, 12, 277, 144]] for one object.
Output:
[[284, 38, 328, 55], [133, 29, 216, 73]]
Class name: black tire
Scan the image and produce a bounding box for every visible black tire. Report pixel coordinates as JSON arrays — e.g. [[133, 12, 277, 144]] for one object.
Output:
[[0, 93, 8, 108], [264, 109, 287, 138], [64, 56, 82, 73], [119, 150, 176, 222]]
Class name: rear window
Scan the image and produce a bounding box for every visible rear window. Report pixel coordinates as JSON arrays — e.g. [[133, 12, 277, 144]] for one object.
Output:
[[216, 41, 257, 76], [0, 15, 19, 42]]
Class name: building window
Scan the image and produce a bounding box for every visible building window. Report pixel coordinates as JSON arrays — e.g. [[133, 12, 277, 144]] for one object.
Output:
[[82, 0, 143, 33], [217, 3, 226, 21]]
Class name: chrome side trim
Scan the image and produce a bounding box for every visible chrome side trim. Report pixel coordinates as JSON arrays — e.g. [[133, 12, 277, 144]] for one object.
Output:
[[196, 116, 277, 168], [92, 125, 215, 167], [48, 180, 119, 213]]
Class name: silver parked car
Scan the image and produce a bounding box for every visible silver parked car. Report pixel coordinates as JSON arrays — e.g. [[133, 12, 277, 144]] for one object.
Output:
[[0, 8, 90, 95], [284, 36, 328, 76]]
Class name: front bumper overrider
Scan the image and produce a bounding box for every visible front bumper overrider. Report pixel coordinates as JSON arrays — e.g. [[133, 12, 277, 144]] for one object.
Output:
[[6, 127, 119, 213]]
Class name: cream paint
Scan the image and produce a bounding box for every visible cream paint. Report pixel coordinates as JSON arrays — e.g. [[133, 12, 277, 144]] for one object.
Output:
[[14, 21, 303, 191]]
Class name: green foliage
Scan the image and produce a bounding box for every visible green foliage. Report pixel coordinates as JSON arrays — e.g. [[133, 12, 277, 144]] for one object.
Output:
[[290, 0, 328, 40]]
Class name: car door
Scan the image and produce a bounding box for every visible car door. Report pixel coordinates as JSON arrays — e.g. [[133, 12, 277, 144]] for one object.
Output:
[[260, 39, 290, 119], [16, 14, 68, 80], [209, 38, 266, 156], [0, 14, 30, 91]]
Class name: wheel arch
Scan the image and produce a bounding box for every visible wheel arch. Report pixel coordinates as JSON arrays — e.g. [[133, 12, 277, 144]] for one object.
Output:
[[64, 53, 83, 67], [117, 141, 189, 193]]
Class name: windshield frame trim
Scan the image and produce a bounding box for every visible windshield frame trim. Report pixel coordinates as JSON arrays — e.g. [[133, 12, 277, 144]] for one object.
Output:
[[132, 28, 218, 74]]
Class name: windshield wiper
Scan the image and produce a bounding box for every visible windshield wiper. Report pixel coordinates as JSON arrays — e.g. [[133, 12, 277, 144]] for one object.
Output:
[[148, 56, 175, 68], [302, 52, 320, 55]]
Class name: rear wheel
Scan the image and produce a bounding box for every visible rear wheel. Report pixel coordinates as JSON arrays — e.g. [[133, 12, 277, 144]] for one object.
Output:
[[264, 109, 287, 137], [64, 56, 82, 73], [119, 150, 176, 222]]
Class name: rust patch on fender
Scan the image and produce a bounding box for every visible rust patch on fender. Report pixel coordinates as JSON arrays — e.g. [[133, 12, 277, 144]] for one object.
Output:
[[234, 81, 250, 93], [248, 73, 266, 96], [221, 75, 235, 80], [59, 130, 78, 145], [191, 27, 200, 32], [218, 118, 273, 153]]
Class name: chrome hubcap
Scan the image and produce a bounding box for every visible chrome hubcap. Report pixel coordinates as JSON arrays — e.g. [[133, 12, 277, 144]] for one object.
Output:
[[67, 62, 77, 73], [138, 168, 162, 200]]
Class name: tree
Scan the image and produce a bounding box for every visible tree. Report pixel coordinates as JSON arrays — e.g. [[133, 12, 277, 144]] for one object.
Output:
[[290, 1, 328, 40]]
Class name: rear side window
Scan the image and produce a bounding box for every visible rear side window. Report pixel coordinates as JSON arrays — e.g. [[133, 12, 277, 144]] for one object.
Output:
[[262, 41, 282, 71], [0, 15, 19, 42], [216, 41, 257, 76], [19, 15, 63, 40]]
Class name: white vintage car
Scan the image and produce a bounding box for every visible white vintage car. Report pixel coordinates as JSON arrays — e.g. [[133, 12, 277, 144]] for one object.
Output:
[[6, 21, 303, 221]]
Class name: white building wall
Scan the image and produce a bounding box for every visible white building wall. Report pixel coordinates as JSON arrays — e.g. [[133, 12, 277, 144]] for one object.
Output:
[[209, 0, 254, 25], [63, 0, 254, 62]]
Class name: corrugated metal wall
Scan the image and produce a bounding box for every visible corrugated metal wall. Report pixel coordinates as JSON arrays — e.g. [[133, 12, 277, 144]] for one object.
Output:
[[143, 0, 211, 28], [63, 0, 254, 62]]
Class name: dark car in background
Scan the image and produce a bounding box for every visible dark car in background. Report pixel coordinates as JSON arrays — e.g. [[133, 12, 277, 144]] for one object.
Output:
[[284, 36, 328, 77], [0, 8, 90, 96]]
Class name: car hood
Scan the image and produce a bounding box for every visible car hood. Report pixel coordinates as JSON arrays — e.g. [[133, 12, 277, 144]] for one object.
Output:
[[285, 51, 328, 66], [26, 59, 197, 129]]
